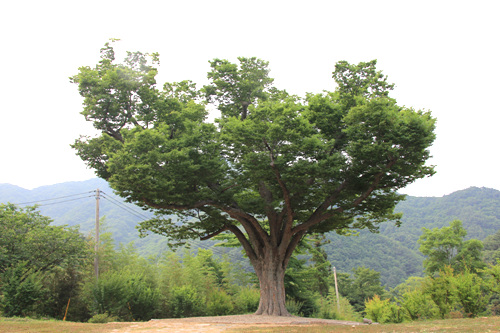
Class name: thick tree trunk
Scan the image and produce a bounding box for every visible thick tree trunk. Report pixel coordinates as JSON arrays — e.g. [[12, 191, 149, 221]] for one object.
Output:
[[252, 253, 290, 316]]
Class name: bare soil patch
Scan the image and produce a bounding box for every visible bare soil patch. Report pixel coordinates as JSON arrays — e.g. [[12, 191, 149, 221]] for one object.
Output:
[[106, 315, 364, 332]]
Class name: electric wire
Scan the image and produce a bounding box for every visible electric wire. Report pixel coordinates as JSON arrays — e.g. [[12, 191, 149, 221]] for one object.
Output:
[[100, 191, 151, 220], [31, 195, 96, 207], [9, 188, 249, 264], [100, 191, 149, 219], [14, 191, 95, 206], [100, 195, 150, 221]]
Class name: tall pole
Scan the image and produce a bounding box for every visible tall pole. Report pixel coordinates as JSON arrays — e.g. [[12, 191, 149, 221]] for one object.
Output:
[[333, 266, 340, 313], [94, 188, 100, 280]]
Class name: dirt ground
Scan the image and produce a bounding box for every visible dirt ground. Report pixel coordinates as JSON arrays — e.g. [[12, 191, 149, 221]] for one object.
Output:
[[107, 314, 365, 332]]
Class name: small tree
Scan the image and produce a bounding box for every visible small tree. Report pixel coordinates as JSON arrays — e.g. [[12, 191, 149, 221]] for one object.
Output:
[[423, 266, 457, 318], [483, 230, 500, 264], [418, 220, 485, 275], [1, 262, 46, 317], [0, 204, 91, 318], [454, 268, 488, 317], [338, 266, 386, 313], [71, 41, 436, 315]]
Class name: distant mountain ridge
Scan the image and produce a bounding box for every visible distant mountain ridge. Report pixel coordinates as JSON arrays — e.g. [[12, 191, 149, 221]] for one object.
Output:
[[1, 179, 499, 287], [0, 178, 155, 247]]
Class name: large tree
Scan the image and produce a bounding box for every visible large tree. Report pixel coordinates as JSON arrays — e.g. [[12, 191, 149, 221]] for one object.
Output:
[[71, 41, 436, 316]]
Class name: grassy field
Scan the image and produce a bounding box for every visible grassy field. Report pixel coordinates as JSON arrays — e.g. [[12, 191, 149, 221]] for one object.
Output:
[[235, 317, 500, 333], [1, 316, 499, 333], [0, 317, 132, 333]]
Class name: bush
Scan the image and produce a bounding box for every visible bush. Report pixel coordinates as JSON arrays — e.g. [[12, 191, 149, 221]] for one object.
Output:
[[313, 290, 362, 322], [125, 276, 161, 320], [454, 269, 488, 317], [365, 294, 404, 324], [82, 271, 160, 321], [167, 285, 205, 318], [285, 298, 304, 316], [206, 289, 234, 316], [424, 266, 458, 318], [400, 288, 440, 320], [0, 262, 47, 317], [86, 272, 128, 318], [233, 287, 260, 314], [88, 312, 119, 323]]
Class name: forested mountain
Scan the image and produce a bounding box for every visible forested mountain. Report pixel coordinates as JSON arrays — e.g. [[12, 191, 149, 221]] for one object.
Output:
[[1, 179, 499, 287], [0, 179, 155, 250]]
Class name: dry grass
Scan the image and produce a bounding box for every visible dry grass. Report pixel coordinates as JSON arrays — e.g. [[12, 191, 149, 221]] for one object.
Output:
[[233, 316, 500, 333], [0, 317, 131, 333], [1, 316, 499, 333]]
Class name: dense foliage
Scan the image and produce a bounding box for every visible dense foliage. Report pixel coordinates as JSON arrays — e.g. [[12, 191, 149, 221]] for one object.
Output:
[[1, 206, 499, 323], [0, 204, 90, 317], [2, 182, 499, 289], [418, 220, 485, 275]]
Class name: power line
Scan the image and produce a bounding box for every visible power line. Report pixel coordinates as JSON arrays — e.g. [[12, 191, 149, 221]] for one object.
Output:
[[100, 191, 151, 220], [100, 195, 150, 221], [32, 195, 96, 207], [8, 188, 250, 264], [14, 191, 95, 206]]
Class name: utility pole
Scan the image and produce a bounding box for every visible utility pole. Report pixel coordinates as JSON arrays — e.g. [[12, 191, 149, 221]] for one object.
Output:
[[333, 266, 340, 313], [94, 188, 100, 280]]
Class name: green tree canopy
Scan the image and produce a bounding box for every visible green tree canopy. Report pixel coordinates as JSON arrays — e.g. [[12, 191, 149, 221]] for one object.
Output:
[[71, 40, 436, 316], [338, 266, 385, 313], [0, 204, 91, 317], [418, 220, 485, 275], [483, 229, 500, 264], [0, 203, 89, 274]]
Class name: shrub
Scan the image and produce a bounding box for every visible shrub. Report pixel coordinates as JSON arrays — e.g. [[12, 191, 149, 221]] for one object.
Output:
[[125, 275, 160, 321], [88, 312, 119, 323], [0, 262, 47, 317], [453, 269, 488, 317], [87, 272, 128, 318], [313, 290, 362, 322], [285, 298, 304, 316], [167, 285, 205, 318], [400, 288, 440, 320], [82, 271, 160, 321], [365, 294, 404, 324], [423, 266, 458, 318], [233, 287, 260, 314], [205, 289, 234, 316]]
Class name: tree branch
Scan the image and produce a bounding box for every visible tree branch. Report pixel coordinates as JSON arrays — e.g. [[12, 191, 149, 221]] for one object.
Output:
[[292, 158, 398, 235], [141, 195, 269, 258], [200, 225, 230, 240], [263, 139, 294, 246], [258, 181, 279, 244], [227, 224, 258, 261]]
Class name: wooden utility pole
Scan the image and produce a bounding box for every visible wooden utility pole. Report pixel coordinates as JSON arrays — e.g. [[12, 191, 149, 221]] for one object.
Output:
[[94, 188, 100, 280], [333, 266, 340, 313]]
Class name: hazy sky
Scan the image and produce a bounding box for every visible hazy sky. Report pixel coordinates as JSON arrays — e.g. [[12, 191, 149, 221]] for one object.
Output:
[[1, 0, 499, 197]]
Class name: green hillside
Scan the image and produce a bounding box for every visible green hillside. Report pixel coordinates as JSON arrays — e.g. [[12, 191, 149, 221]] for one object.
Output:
[[1, 180, 499, 287]]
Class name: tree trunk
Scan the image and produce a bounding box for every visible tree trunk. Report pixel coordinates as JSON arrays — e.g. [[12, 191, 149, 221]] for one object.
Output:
[[252, 252, 290, 316]]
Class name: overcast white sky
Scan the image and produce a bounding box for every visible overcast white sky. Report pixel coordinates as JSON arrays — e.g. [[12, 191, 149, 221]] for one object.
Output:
[[1, 0, 499, 197]]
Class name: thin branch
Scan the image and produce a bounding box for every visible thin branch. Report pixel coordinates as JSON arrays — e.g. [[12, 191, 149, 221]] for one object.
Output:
[[292, 158, 398, 235], [200, 225, 230, 240], [258, 181, 279, 244], [141, 198, 216, 211], [141, 193, 269, 257]]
